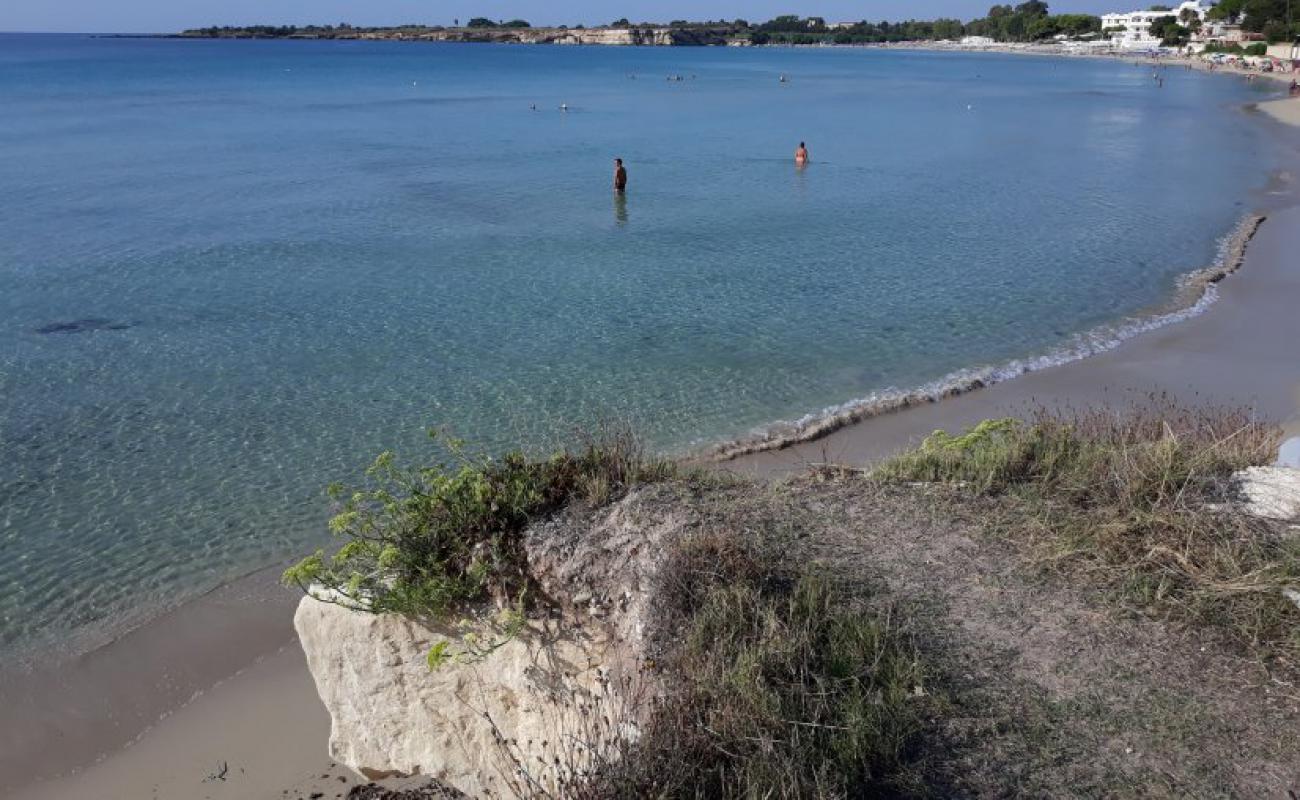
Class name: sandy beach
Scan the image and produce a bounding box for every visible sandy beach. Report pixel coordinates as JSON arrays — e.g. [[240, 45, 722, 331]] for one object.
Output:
[[7, 59, 1300, 800], [1262, 95, 1300, 127]]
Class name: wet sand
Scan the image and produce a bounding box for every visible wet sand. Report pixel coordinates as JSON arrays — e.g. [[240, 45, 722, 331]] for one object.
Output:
[[0, 565, 318, 797], [15, 645, 344, 800], [1262, 95, 1300, 128], [9, 72, 1300, 800]]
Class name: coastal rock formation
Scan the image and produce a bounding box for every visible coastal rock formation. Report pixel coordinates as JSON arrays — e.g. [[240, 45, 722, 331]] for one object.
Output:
[[33, 317, 132, 334], [295, 600, 615, 795], [294, 490, 684, 796]]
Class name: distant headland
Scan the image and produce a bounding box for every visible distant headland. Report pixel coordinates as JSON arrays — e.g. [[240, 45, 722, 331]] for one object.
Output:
[[172, 9, 1106, 47]]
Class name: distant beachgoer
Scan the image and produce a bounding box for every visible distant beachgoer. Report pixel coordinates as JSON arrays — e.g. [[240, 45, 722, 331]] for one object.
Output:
[[795, 142, 809, 165], [613, 158, 627, 193]]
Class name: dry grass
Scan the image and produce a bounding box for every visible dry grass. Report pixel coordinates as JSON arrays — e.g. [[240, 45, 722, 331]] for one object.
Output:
[[876, 397, 1300, 664], [496, 528, 929, 800]]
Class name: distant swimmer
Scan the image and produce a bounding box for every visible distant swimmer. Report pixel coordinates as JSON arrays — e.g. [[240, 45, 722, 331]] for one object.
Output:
[[779, 74, 789, 83], [613, 158, 628, 194], [560, 103, 569, 112], [794, 141, 809, 166]]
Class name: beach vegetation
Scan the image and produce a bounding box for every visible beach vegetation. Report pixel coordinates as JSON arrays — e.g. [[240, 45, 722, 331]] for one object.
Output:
[[876, 399, 1300, 663], [499, 529, 929, 799], [1202, 40, 1235, 53], [1204, 40, 1270, 54], [281, 426, 673, 620]]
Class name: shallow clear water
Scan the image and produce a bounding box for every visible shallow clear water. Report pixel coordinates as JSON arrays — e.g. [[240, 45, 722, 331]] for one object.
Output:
[[0, 34, 1279, 662]]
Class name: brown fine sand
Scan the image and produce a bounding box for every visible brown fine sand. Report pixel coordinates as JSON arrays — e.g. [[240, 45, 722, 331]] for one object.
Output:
[[9, 76, 1300, 800]]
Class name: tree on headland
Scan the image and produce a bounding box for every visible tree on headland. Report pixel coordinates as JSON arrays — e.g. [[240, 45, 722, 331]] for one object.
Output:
[[957, 2, 1101, 42], [751, 11, 1054, 44], [178, 5, 1119, 45], [1148, 15, 1191, 44], [1208, 0, 1299, 40]]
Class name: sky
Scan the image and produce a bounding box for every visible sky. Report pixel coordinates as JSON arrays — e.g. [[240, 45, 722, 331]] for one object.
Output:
[[2, 1, 1128, 34]]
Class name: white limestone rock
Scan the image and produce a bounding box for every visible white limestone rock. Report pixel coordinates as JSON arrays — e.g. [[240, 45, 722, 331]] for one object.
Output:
[[294, 489, 686, 796], [295, 598, 621, 796]]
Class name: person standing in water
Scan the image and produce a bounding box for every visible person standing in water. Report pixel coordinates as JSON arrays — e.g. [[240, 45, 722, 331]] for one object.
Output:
[[613, 158, 628, 194], [794, 141, 809, 166]]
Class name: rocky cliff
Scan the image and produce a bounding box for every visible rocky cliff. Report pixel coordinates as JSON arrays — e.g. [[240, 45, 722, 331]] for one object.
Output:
[[294, 489, 689, 796]]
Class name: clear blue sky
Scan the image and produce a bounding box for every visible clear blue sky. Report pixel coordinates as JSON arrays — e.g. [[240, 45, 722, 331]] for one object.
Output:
[[3, 1, 1125, 34]]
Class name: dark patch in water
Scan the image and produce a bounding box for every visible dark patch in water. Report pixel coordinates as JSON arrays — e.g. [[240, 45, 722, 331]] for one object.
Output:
[[34, 318, 132, 335]]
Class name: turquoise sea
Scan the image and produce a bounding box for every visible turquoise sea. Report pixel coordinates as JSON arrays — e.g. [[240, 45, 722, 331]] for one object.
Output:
[[0, 34, 1280, 664]]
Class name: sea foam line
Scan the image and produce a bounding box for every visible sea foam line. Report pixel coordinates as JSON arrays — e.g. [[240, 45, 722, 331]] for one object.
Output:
[[709, 213, 1266, 461]]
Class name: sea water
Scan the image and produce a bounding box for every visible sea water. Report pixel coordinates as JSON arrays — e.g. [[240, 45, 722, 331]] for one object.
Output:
[[0, 34, 1280, 663]]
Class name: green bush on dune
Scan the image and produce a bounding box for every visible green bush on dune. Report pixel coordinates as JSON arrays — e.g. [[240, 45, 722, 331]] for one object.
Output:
[[281, 427, 672, 619]]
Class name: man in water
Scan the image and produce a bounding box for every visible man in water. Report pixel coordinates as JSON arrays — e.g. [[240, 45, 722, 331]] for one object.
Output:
[[613, 158, 627, 194], [794, 142, 809, 165]]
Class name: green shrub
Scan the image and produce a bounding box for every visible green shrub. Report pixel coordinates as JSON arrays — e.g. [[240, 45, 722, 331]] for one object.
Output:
[[282, 427, 673, 620]]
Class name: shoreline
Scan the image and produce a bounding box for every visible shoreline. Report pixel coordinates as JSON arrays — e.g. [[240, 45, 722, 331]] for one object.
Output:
[[709, 213, 1268, 461], [8, 48, 1300, 800], [708, 51, 1300, 462], [729, 201, 1300, 477]]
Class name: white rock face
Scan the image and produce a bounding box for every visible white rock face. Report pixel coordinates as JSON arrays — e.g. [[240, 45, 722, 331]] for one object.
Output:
[[1235, 466, 1300, 521], [295, 490, 686, 796], [295, 600, 622, 796]]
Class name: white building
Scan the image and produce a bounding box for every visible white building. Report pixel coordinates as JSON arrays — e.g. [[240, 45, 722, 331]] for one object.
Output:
[[1101, 1, 1216, 49]]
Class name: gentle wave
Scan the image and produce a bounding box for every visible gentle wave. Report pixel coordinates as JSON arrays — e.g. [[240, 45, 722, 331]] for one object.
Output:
[[709, 213, 1266, 461]]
